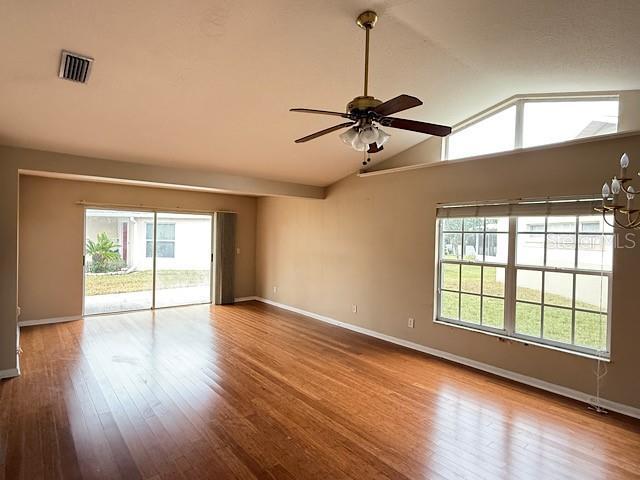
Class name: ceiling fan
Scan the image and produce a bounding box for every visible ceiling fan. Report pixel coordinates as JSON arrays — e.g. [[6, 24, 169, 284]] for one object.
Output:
[[290, 10, 452, 165]]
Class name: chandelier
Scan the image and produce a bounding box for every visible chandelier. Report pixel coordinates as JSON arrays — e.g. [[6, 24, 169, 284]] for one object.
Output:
[[598, 153, 639, 229]]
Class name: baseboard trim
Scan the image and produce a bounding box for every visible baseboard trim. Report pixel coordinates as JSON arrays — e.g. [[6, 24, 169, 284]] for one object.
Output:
[[253, 297, 640, 420], [234, 296, 259, 303], [0, 368, 20, 379], [18, 315, 82, 327]]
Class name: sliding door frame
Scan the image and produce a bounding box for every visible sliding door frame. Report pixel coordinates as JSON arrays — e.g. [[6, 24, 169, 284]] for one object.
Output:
[[82, 206, 215, 315]]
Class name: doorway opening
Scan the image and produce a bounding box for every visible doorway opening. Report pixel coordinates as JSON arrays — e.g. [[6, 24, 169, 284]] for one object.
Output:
[[83, 208, 213, 315]]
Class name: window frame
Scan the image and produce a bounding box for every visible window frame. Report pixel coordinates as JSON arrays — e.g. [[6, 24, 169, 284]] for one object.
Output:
[[442, 94, 620, 161], [436, 215, 613, 357]]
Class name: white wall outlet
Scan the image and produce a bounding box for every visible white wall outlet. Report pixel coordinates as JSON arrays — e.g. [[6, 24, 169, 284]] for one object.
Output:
[[236, 247, 240, 255], [273, 286, 278, 294], [352, 304, 358, 314], [408, 317, 415, 328]]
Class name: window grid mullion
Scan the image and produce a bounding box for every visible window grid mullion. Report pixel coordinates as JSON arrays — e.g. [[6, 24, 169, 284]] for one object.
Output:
[[441, 289, 504, 301], [480, 265, 485, 325], [479, 217, 486, 325], [505, 216, 517, 335], [458, 255, 462, 321], [571, 219, 579, 345], [514, 99, 524, 149], [152, 212, 158, 309], [540, 217, 549, 338]]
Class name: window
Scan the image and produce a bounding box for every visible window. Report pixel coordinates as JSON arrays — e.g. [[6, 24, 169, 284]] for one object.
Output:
[[446, 106, 516, 160], [522, 100, 618, 148], [437, 208, 613, 356], [439, 217, 508, 329], [444, 95, 619, 160], [146, 223, 176, 258]]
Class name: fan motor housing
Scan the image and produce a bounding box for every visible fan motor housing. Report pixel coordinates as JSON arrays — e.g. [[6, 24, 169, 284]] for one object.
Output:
[[347, 96, 382, 114]]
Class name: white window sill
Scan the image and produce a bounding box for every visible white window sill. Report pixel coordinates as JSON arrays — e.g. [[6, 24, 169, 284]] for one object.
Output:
[[434, 318, 611, 362]]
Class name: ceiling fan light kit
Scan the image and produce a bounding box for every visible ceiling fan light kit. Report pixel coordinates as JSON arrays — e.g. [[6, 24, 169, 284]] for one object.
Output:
[[290, 10, 452, 162]]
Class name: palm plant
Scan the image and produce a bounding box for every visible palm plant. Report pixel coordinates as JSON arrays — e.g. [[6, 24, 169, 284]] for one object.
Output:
[[86, 232, 121, 273]]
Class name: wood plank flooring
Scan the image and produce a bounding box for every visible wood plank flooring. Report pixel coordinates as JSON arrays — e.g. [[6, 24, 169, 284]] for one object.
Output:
[[1, 301, 639, 479]]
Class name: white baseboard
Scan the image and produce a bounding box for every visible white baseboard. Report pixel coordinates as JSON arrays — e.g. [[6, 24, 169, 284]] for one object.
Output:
[[0, 368, 20, 379], [18, 315, 81, 327], [252, 297, 640, 420], [234, 296, 259, 303]]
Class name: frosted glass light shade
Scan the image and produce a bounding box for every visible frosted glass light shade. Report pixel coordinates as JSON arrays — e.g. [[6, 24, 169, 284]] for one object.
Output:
[[351, 135, 367, 152], [358, 126, 379, 144], [376, 128, 390, 147], [339, 128, 359, 146]]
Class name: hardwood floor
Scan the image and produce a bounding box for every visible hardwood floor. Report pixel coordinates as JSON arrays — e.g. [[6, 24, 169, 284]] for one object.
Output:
[[1, 301, 639, 479]]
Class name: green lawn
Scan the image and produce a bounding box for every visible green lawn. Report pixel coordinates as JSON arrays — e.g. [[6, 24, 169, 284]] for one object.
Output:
[[85, 270, 209, 296], [440, 264, 607, 351]]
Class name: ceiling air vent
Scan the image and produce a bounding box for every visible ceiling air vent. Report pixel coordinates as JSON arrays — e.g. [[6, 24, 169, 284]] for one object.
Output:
[[58, 50, 93, 83]]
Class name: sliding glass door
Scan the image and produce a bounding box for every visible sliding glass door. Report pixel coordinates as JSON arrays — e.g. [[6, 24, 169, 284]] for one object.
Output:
[[154, 212, 212, 308], [84, 209, 155, 314], [84, 209, 213, 315]]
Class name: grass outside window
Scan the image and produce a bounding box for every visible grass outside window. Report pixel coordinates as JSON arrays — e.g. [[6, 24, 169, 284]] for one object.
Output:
[[85, 270, 209, 296], [438, 214, 611, 355]]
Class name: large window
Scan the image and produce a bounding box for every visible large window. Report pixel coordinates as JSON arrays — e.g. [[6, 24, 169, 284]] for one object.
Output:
[[437, 207, 613, 356], [444, 96, 619, 160]]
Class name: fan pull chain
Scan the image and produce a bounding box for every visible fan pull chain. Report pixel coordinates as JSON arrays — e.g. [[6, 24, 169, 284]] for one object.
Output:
[[361, 149, 372, 166]]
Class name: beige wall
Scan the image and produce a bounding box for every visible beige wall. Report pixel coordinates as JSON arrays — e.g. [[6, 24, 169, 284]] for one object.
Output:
[[18, 175, 257, 321], [256, 133, 640, 409]]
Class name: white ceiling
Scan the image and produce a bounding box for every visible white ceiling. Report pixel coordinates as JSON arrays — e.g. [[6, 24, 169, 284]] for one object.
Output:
[[1, 0, 639, 186]]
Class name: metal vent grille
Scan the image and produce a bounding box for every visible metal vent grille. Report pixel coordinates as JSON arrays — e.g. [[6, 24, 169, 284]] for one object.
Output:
[[58, 50, 93, 83]]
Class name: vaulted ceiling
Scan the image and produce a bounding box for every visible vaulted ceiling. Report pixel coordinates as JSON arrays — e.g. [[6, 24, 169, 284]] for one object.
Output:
[[1, 0, 639, 186]]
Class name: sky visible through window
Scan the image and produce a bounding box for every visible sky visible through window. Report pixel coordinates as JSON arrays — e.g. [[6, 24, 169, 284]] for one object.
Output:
[[445, 98, 619, 160], [522, 100, 618, 148], [447, 106, 516, 160]]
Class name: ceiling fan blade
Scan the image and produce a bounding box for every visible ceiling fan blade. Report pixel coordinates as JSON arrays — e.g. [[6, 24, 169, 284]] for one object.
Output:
[[381, 117, 452, 137], [290, 108, 351, 119], [294, 122, 355, 143], [367, 143, 383, 153], [374, 95, 423, 117]]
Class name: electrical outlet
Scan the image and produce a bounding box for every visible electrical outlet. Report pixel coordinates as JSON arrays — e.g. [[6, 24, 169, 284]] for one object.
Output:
[[273, 286, 278, 294], [236, 247, 240, 255], [408, 317, 415, 328], [352, 304, 357, 314]]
